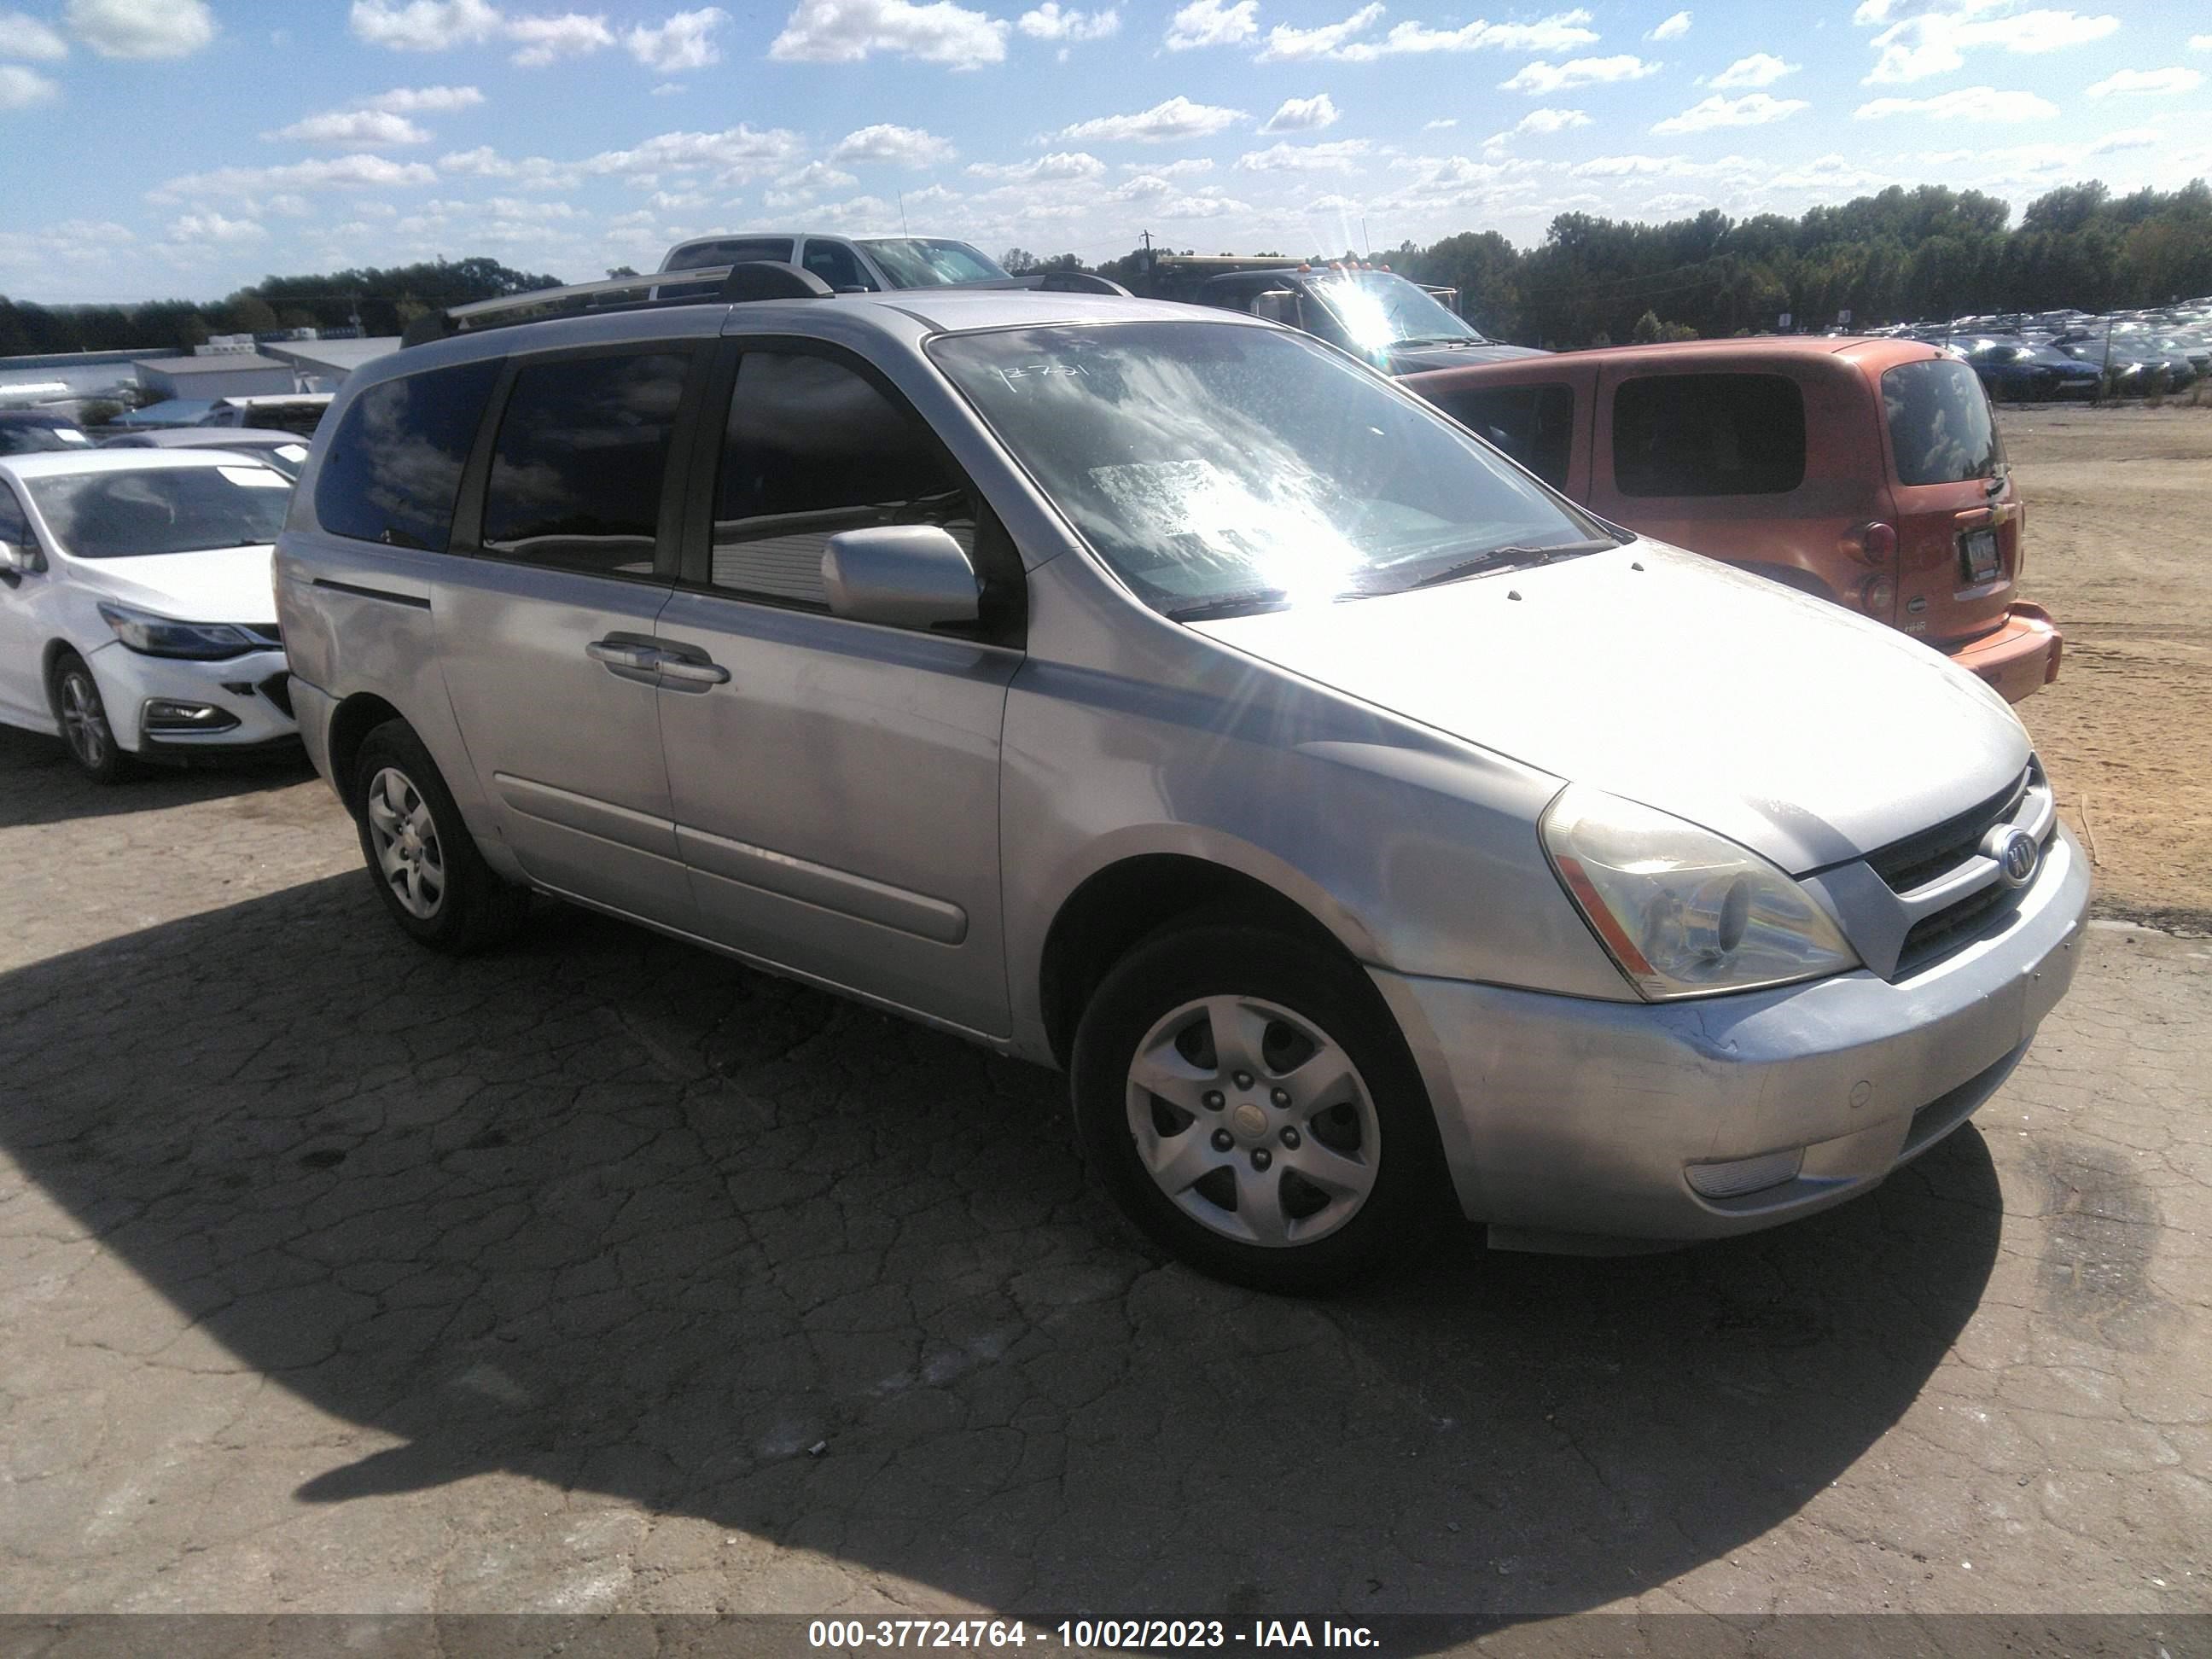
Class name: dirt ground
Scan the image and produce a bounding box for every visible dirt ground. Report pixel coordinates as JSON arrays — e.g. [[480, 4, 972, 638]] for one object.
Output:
[[2005, 404, 2212, 926]]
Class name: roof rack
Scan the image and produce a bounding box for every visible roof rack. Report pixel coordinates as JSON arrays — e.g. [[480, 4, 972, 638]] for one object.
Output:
[[400, 259, 1132, 349], [400, 260, 835, 348]]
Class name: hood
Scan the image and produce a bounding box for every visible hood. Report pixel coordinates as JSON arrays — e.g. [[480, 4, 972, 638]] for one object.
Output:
[[1382, 341, 1550, 375], [1188, 542, 2030, 874], [73, 544, 279, 626]]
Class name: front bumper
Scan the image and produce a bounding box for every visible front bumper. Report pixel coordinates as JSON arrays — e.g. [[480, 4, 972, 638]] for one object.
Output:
[[86, 641, 298, 758], [1941, 602, 2063, 704], [1375, 823, 2090, 1251]]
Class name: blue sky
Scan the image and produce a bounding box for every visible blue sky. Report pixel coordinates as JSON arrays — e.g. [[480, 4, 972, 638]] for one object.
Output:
[[2, 0, 2208, 303]]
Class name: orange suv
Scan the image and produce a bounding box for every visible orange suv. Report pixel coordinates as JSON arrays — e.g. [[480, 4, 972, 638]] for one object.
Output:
[[1399, 338, 2062, 702]]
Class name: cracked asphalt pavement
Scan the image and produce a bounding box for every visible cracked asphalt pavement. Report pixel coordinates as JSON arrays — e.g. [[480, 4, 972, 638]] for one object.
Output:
[[1, 726, 2207, 1621]]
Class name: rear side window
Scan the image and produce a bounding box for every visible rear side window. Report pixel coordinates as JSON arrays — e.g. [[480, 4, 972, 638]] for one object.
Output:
[[481, 352, 688, 577], [1430, 382, 1575, 491], [1611, 372, 1806, 498], [710, 350, 969, 606], [1882, 358, 2004, 486], [314, 358, 500, 551]]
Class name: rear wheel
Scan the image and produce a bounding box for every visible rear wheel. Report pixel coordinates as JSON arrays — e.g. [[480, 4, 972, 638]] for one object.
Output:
[[49, 652, 134, 783], [351, 720, 529, 953], [1072, 924, 1450, 1293]]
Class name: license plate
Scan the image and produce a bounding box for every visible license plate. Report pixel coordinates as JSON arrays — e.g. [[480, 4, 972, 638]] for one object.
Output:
[[1960, 526, 2001, 585]]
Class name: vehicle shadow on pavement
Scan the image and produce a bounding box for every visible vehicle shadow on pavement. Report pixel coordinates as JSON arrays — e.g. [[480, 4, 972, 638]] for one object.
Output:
[[0, 726, 315, 829], [0, 873, 2004, 1616]]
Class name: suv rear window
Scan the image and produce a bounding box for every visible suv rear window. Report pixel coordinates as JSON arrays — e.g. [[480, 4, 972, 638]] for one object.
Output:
[[314, 358, 500, 551], [1882, 358, 2004, 486], [1611, 372, 1806, 498], [1429, 383, 1575, 491], [666, 237, 795, 272]]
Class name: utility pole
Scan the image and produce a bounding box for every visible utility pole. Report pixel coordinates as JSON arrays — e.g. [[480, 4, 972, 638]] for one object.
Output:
[[1140, 228, 1153, 276]]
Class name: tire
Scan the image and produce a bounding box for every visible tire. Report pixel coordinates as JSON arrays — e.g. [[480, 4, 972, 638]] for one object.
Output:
[[351, 719, 530, 954], [49, 651, 136, 783], [1072, 923, 1452, 1294]]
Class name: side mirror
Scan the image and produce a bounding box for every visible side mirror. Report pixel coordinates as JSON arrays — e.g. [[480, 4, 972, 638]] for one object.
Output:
[[1251, 288, 1298, 324], [0, 540, 38, 576], [821, 524, 980, 629]]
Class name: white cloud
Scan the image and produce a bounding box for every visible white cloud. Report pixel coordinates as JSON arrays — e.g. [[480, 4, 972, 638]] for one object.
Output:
[[0, 11, 69, 59], [151, 154, 442, 202], [350, 0, 503, 51], [1164, 0, 1254, 48], [2086, 67, 2203, 96], [1058, 94, 1247, 142], [1256, 2, 1380, 61], [1261, 91, 1339, 131], [769, 0, 1010, 66], [2192, 34, 2211, 51], [778, 160, 860, 189], [268, 109, 434, 146], [66, 0, 212, 57], [966, 149, 1104, 178], [1324, 10, 1603, 63], [828, 121, 955, 165], [166, 212, 265, 244], [585, 125, 805, 180], [1501, 54, 1660, 93], [1235, 138, 1370, 171], [0, 60, 56, 104], [1117, 154, 1213, 174], [1853, 84, 2060, 119], [1705, 51, 1796, 87], [1018, 2, 1117, 40], [436, 146, 579, 188], [1514, 105, 1589, 133], [366, 83, 485, 111], [652, 79, 683, 91], [1860, 5, 2117, 85], [627, 7, 726, 71], [2087, 125, 2156, 151], [1106, 178, 1249, 216], [1647, 9, 1689, 40], [1653, 91, 1807, 131], [1423, 115, 1458, 128], [507, 13, 614, 65]]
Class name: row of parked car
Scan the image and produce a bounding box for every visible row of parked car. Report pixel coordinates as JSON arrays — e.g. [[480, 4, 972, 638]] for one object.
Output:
[[0, 243, 2090, 1289], [1870, 301, 2212, 402]]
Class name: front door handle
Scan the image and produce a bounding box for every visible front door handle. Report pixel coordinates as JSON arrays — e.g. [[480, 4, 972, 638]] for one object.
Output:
[[655, 655, 730, 687], [586, 638, 661, 671]]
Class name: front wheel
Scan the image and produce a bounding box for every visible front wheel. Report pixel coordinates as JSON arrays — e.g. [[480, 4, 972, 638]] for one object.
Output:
[[352, 720, 530, 953], [50, 652, 134, 783], [1072, 924, 1451, 1293]]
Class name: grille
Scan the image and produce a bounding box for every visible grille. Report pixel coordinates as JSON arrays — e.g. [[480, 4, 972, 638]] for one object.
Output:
[[1869, 765, 2031, 894], [258, 672, 294, 719], [1898, 879, 2013, 965]]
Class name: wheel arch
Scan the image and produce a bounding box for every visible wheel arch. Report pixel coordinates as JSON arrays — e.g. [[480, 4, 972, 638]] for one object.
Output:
[[326, 691, 406, 814]]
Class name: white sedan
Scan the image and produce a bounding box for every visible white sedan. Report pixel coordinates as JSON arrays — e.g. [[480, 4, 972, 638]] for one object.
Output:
[[0, 449, 298, 781]]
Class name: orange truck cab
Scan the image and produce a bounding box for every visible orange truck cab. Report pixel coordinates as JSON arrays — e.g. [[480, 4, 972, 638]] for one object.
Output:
[[1399, 338, 2062, 703]]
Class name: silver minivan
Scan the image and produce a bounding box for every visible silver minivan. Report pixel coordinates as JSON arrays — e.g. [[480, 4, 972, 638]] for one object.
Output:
[[274, 271, 2088, 1291]]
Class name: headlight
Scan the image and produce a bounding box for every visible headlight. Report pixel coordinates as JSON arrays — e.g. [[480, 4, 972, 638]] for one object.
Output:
[[1541, 784, 1860, 1000], [97, 602, 259, 661]]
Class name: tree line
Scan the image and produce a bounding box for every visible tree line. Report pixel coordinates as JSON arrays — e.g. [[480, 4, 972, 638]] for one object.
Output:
[[6, 179, 2208, 360]]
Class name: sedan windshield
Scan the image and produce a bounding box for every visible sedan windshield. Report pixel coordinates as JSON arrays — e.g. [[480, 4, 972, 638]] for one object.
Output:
[[931, 321, 1607, 614], [1304, 271, 1489, 355], [859, 238, 1008, 288], [26, 465, 292, 558]]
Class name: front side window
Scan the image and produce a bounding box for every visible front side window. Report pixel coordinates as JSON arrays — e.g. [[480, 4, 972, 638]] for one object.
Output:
[[0, 483, 29, 545], [800, 241, 877, 292], [930, 322, 1605, 617], [1883, 358, 2004, 486], [1611, 372, 1807, 498], [27, 464, 292, 558], [481, 352, 688, 577], [1429, 382, 1576, 492], [316, 359, 501, 551], [712, 350, 971, 605]]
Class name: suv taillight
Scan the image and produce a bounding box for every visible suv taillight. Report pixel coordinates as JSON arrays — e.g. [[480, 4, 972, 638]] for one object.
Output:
[[1856, 521, 1897, 563]]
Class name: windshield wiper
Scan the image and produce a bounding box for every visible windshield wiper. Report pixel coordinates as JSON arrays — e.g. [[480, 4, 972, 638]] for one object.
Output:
[[1404, 539, 1617, 591], [1164, 586, 1297, 622], [1393, 335, 1490, 349]]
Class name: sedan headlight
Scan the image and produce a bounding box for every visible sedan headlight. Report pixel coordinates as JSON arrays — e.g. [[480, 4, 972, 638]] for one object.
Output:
[[1541, 784, 1860, 1001], [97, 602, 259, 661]]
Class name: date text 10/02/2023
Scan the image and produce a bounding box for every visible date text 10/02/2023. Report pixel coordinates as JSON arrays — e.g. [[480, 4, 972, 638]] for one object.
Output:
[[807, 1621, 1383, 1650]]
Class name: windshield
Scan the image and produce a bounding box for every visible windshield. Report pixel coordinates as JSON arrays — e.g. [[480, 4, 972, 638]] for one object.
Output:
[[859, 238, 1008, 288], [0, 422, 88, 455], [930, 321, 1605, 614], [1303, 271, 1487, 355], [25, 465, 292, 558]]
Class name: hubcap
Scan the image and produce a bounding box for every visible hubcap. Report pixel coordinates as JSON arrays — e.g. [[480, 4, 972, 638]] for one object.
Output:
[[1125, 994, 1381, 1248], [365, 766, 445, 920], [59, 671, 108, 768]]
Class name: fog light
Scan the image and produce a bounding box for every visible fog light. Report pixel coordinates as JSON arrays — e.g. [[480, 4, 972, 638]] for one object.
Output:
[[1686, 1148, 1804, 1199], [143, 700, 240, 733]]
